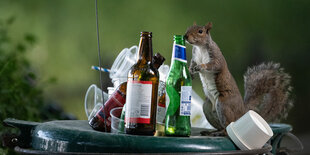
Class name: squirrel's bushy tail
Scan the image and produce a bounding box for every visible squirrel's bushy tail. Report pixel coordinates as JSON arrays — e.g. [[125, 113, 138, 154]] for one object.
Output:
[[244, 62, 293, 122]]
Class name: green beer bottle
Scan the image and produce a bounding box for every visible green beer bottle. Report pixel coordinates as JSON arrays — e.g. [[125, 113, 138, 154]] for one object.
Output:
[[165, 35, 192, 137]]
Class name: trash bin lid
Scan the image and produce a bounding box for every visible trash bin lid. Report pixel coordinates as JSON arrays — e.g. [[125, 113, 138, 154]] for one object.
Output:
[[4, 119, 275, 154]]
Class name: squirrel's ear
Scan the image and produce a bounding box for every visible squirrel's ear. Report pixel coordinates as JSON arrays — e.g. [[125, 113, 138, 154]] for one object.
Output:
[[193, 21, 197, 26], [205, 22, 212, 33]]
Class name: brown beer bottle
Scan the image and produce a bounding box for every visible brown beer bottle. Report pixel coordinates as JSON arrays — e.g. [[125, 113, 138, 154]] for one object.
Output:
[[89, 82, 127, 132], [125, 31, 159, 135]]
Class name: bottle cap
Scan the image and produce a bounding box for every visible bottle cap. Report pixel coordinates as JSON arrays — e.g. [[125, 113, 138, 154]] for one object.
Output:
[[226, 110, 273, 150], [141, 31, 152, 37]]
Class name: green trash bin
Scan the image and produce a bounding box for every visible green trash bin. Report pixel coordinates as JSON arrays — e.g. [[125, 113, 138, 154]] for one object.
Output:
[[2, 118, 298, 154]]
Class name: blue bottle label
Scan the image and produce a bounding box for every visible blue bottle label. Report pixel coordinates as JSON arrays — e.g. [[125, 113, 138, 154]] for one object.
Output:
[[173, 44, 187, 63]]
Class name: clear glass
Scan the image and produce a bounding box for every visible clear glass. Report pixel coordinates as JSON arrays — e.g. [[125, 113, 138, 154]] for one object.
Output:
[[84, 84, 109, 120], [110, 107, 125, 134]]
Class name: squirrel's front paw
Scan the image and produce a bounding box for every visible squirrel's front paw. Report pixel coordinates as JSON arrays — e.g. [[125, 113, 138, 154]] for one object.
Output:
[[192, 65, 202, 72], [189, 67, 195, 74]]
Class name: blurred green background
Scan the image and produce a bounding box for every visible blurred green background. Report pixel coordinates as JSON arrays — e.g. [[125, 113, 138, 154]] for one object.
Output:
[[0, 0, 309, 137]]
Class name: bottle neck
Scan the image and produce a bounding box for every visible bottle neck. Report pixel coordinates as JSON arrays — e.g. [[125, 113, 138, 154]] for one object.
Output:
[[152, 53, 165, 69], [174, 36, 185, 45], [138, 33, 153, 64], [153, 62, 161, 69]]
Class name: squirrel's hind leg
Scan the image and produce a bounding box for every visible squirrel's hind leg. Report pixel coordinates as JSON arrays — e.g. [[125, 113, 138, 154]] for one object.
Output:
[[203, 97, 224, 130]]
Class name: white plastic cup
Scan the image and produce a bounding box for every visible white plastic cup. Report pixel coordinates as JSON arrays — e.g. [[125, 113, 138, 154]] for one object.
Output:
[[109, 46, 137, 88], [110, 107, 124, 134], [84, 84, 109, 120], [226, 110, 273, 150]]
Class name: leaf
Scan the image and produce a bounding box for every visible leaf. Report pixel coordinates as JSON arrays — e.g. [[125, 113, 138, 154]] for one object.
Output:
[[24, 34, 36, 45], [16, 43, 26, 53], [28, 72, 36, 80], [6, 16, 15, 25], [48, 77, 58, 84]]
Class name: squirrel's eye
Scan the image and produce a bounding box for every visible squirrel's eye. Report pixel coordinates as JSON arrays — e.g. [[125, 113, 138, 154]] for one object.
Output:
[[198, 30, 203, 34]]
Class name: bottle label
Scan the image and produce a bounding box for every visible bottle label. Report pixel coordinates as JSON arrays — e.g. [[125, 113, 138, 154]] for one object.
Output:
[[173, 44, 187, 63], [125, 80, 153, 124], [95, 90, 126, 127], [156, 105, 165, 124], [156, 81, 166, 124], [96, 108, 111, 126], [180, 86, 191, 116]]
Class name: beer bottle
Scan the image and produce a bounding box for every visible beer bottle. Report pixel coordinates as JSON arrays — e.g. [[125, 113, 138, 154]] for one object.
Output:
[[155, 78, 167, 136], [89, 82, 127, 132], [118, 53, 165, 134], [165, 35, 192, 137], [155, 62, 169, 136], [125, 31, 159, 135]]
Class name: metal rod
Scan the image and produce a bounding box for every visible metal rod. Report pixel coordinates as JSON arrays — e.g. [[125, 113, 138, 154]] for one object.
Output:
[[94, 0, 107, 132]]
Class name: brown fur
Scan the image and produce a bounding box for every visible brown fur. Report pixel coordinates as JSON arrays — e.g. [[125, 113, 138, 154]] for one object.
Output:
[[244, 62, 293, 122], [185, 22, 293, 131]]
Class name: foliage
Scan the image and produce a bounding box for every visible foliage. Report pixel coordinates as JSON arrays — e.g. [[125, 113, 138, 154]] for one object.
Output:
[[0, 17, 43, 121], [0, 17, 61, 154]]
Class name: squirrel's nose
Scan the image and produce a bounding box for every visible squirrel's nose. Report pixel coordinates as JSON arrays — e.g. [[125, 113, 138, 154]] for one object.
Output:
[[184, 34, 188, 40]]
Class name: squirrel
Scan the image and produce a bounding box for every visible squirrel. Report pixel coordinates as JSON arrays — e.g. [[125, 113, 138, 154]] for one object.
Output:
[[184, 22, 293, 134]]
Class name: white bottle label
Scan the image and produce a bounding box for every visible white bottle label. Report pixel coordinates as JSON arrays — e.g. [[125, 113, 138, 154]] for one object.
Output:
[[180, 86, 191, 116], [156, 105, 165, 124], [156, 81, 166, 124], [125, 80, 153, 124]]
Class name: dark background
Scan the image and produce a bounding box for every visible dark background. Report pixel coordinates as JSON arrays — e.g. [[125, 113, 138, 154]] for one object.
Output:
[[0, 0, 309, 154]]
